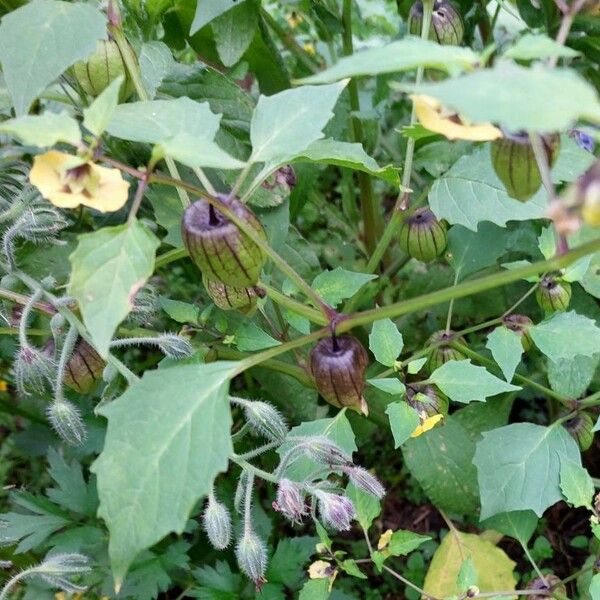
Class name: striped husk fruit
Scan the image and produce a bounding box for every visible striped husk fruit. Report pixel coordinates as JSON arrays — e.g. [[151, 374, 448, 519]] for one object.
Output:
[[182, 197, 267, 287], [535, 275, 571, 313], [309, 335, 369, 415], [408, 1, 464, 45], [425, 330, 466, 374], [203, 275, 261, 314], [491, 132, 560, 202], [563, 412, 594, 451], [63, 339, 106, 394], [406, 383, 449, 417], [73, 39, 135, 102], [501, 314, 533, 351], [399, 208, 447, 262]]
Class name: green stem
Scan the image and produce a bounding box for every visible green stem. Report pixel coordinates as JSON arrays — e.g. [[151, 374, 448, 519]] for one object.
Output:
[[0, 327, 48, 336], [451, 341, 569, 406], [259, 282, 328, 325], [231, 456, 279, 483], [580, 389, 600, 408], [521, 542, 548, 586], [342, 0, 382, 258], [155, 247, 187, 269], [0, 287, 56, 315]]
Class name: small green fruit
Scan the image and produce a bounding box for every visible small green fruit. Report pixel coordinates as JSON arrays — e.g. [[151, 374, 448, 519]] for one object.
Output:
[[535, 275, 571, 313], [203, 275, 262, 314], [408, 1, 464, 45], [491, 132, 560, 202], [399, 207, 447, 263], [73, 39, 135, 101], [309, 335, 369, 415], [63, 339, 106, 394], [563, 412, 594, 451], [182, 196, 267, 287], [501, 314, 533, 351], [406, 383, 449, 417], [425, 330, 466, 373]]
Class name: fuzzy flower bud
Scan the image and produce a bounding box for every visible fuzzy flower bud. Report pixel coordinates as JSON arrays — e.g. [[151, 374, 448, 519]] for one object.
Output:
[[236, 398, 288, 442], [202, 495, 232, 550], [342, 466, 385, 499], [293, 435, 353, 467], [525, 574, 566, 600], [314, 490, 355, 531], [47, 399, 87, 446], [157, 334, 194, 359], [273, 479, 307, 523], [14, 345, 55, 396], [235, 530, 268, 589], [35, 552, 91, 594]]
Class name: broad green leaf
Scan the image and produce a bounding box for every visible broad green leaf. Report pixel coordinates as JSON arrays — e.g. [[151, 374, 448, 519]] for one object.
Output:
[[407, 357, 427, 374], [551, 135, 596, 184], [447, 223, 510, 280], [92, 362, 236, 585], [403, 417, 480, 514], [159, 298, 199, 324], [158, 134, 245, 170], [590, 574, 600, 600], [504, 33, 580, 60], [83, 76, 124, 137], [530, 311, 600, 362], [386, 402, 420, 448], [346, 482, 380, 531], [68, 221, 160, 357], [369, 319, 404, 367], [341, 559, 367, 579], [480, 510, 538, 545], [190, 0, 247, 34], [298, 37, 479, 84], [249, 81, 348, 164], [423, 531, 516, 598], [311, 267, 377, 306], [278, 411, 356, 482], [266, 537, 319, 589], [290, 139, 400, 185], [485, 327, 523, 382], [0, 111, 81, 147], [299, 579, 330, 600], [560, 459, 594, 509], [235, 322, 281, 351], [547, 354, 599, 398], [212, 0, 257, 67], [429, 360, 520, 404], [107, 97, 222, 143], [387, 530, 431, 556], [473, 423, 581, 519], [429, 145, 548, 230], [457, 557, 478, 592], [139, 42, 175, 99], [538, 226, 555, 260], [0, 0, 106, 115], [367, 378, 405, 396], [406, 62, 600, 132]]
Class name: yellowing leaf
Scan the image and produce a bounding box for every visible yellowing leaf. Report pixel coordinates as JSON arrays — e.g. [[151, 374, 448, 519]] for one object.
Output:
[[423, 531, 517, 598], [410, 414, 443, 438], [377, 529, 394, 550], [411, 95, 502, 142]]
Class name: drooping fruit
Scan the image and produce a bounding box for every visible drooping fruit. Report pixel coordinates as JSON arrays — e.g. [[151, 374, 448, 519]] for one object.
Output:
[[182, 196, 267, 287], [563, 412, 595, 451], [425, 330, 466, 373], [63, 338, 106, 394], [309, 335, 369, 415], [501, 314, 533, 351], [491, 132, 560, 202], [408, 1, 464, 45], [73, 39, 135, 101], [203, 275, 262, 314], [535, 275, 571, 313], [399, 207, 447, 262], [406, 383, 449, 417]]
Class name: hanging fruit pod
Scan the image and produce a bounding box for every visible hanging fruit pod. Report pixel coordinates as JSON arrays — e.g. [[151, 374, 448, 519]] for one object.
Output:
[[408, 1, 464, 45], [535, 274, 571, 313], [63, 338, 106, 394], [203, 274, 261, 314], [399, 207, 447, 263]]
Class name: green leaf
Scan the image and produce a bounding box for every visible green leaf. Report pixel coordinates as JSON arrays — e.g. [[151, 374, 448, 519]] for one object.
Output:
[[311, 267, 377, 306], [68, 220, 160, 357], [158, 133, 246, 170], [423, 531, 516, 598], [0, 111, 81, 147], [485, 327, 523, 382], [457, 557, 478, 592], [560, 458, 594, 509], [403, 417, 480, 514], [267, 537, 318, 589], [590, 574, 600, 600], [235, 322, 281, 352], [83, 76, 124, 137], [447, 223, 510, 280], [407, 358, 427, 374], [547, 354, 599, 398], [0, 0, 106, 115], [479, 510, 538, 545], [297, 37, 479, 84], [299, 579, 330, 600], [367, 378, 405, 395], [249, 81, 348, 164], [369, 319, 404, 367], [386, 530, 431, 556], [212, 0, 258, 67], [290, 139, 400, 185], [139, 41, 175, 100], [429, 145, 548, 231], [530, 311, 600, 362], [341, 559, 367, 579], [386, 402, 420, 448], [429, 360, 520, 404], [504, 33, 580, 60], [159, 297, 199, 324], [346, 482, 380, 531], [92, 362, 236, 585], [405, 62, 600, 132], [473, 423, 581, 519], [190, 0, 247, 34]]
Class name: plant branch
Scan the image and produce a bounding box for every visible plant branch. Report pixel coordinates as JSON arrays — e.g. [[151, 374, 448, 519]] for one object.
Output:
[[0, 288, 56, 316]]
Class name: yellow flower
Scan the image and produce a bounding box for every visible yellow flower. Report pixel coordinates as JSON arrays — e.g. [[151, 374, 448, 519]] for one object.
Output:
[[0, 380, 7, 392], [411, 95, 502, 142], [286, 11, 303, 28], [410, 413, 444, 438], [30, 151, 129, 213], [303, 42, 316, 56]]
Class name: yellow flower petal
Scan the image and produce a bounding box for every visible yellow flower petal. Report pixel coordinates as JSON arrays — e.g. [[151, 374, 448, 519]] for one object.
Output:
[[309, 560, 335, 579], [410, 413, 444, 438], [0, 380, 7, 392], [88, 163, 130, 212], [411, 95, 502, 142], [377, 529, 394, 551]]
